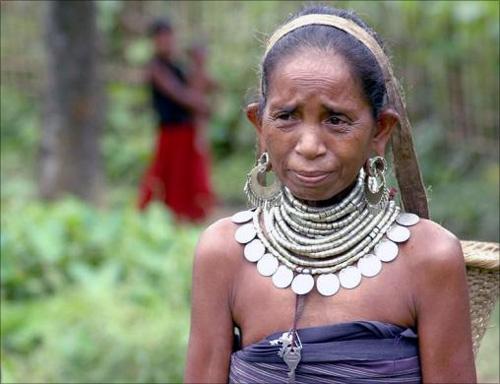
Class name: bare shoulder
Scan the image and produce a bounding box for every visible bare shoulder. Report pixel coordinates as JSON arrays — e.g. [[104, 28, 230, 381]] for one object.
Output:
[[405, 218, 465, 279], [194, 216, 243, 272]]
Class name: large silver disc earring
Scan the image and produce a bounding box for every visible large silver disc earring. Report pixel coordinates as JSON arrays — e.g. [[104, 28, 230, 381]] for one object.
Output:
[[364, 156, 389, 214], [244, 152, 282, 208]]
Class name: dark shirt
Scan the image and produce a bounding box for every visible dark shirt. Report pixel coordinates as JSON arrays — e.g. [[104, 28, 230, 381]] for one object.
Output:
[[151, 57, 192, 126]]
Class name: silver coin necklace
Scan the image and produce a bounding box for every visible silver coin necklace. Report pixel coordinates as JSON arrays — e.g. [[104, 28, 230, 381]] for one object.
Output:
[[232, 174, 420, 296]]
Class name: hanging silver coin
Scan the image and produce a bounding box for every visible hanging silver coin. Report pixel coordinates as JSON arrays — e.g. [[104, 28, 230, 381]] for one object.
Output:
[[257, 254, 279, 277], [387, 225, 411, 243], [316, 273, 340, 296], [231, 210, 254, 224], [396, 212, 420, 227], [374, 239, 398, 262], [339, 266, 362, 289], [357, 254, 382, 277], [291, 273, 314, 295], [244, 239, 266, 262], [234, 223, 257, 244], [272, 265, 294, 289]]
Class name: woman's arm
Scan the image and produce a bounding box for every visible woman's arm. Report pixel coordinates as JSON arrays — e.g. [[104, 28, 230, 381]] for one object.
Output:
[[184, 219, 237, 383], [148, 61, 208, 115], [413, 221, 476, 383]]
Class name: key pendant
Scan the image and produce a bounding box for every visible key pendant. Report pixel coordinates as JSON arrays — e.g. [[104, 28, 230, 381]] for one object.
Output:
[[270, 330, 302, 383], [283, 346, 301, 383]]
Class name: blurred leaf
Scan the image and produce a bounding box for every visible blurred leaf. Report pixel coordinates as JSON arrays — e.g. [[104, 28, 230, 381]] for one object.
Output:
[[125, 38, 153, 66]]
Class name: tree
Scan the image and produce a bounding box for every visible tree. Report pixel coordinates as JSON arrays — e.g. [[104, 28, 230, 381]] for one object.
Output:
[[38, 0, 104, 203]]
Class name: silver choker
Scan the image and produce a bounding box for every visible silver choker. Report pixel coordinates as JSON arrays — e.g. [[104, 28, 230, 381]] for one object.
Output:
[[232, 172, 420, 296]]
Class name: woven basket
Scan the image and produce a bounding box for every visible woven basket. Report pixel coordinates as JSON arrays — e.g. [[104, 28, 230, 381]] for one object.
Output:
[[461, 240, 499, 354]]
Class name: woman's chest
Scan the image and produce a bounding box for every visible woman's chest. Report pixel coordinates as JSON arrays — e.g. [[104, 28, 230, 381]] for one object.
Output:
[[231, 253, 416, 347]]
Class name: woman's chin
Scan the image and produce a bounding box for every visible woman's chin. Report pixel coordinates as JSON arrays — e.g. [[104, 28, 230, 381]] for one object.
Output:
[[284, 172, 345, 203], [285, 179, 358, 205], [286, 185, 336, 203]]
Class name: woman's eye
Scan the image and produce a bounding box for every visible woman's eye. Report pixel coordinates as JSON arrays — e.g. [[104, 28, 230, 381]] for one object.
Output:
[[327, 115, 344, 125], [275, 112, 294, 120]]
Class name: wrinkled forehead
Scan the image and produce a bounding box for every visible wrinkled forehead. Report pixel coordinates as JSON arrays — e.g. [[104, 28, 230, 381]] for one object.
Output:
[[266, 48, 363, 102]]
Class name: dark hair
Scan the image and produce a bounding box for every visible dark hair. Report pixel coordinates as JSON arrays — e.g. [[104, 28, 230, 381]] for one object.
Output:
[[148, 18, 172, 37], [260, 5, 388, 119]]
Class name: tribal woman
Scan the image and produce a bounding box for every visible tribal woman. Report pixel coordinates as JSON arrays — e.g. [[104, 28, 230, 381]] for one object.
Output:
[[185, 5, 476, 383]]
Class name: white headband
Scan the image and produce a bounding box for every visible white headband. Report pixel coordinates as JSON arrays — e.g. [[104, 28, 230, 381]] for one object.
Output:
[[263, 14, 396, 94]]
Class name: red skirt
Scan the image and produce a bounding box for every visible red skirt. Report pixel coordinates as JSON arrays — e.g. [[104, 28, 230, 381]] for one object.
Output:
[[137, 123, 215, 222]]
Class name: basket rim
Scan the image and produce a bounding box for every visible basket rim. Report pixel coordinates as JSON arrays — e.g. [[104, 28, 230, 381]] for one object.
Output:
[[461, 240, 499, 269]]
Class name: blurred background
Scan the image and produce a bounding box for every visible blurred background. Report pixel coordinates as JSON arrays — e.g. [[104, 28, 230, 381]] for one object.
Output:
[[1, 1, 498, 382]]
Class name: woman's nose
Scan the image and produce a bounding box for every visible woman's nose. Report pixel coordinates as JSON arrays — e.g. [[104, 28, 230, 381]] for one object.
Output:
[[294, 127, 327, 160]]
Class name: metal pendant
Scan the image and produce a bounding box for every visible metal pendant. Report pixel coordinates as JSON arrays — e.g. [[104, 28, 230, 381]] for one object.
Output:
[[387, 224, 411, 243], [283, 345, 301, 383], [357, 254, 382, 277], [396, 212, 420, 227], [231, 210, 254, 224], [291, 274, 314, 295], [339, 266, 362, 289], [374, 238, 399, 262], [234, 223, 257, 244], [271, 331, 302, 384], [272, 265, 294, 288], [244, 239, 265, 262], [316, 273, 340, 296], [257, 254, 279, 276]]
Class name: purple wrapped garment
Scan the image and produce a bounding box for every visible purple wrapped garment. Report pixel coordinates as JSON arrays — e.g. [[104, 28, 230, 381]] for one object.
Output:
[[229, 321, 421, 383]]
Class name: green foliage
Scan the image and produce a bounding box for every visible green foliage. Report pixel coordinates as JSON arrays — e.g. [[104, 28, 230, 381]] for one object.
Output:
[[212, 149, 254, 205], [0, 86, 39, 159], [2, 278, 191, 383], [125, 38, 153, 66], [103, 83, 154, 185], [414, 121, 499, 242], [1, 197, 201, 382], [477, 304, 500, 383], [0, 82, 154, 188]]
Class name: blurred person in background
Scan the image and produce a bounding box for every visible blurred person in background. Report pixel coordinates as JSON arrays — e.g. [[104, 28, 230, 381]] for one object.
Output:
[[137, 19, 215, 223]]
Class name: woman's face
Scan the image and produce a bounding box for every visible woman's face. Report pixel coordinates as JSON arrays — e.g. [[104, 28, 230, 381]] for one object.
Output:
[[248, 48, 395, 202], [154, 30, 175, 58]]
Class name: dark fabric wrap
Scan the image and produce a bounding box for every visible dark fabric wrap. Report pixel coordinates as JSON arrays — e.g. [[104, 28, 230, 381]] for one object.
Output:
[[229, 321, 421, 383]]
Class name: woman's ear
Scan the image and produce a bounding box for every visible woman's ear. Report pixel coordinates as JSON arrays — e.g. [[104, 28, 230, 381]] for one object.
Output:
[[372, 108, 399, 156], [246, 102, 265, 152], [246, 103, 261, 132]]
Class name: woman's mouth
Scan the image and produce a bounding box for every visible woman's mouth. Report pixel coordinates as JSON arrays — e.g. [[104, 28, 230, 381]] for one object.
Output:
[[291, 170, 331, 185]]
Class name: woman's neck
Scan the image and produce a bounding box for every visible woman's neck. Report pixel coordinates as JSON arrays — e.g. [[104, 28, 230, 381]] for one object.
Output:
[[298, 179, 357, 208]]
